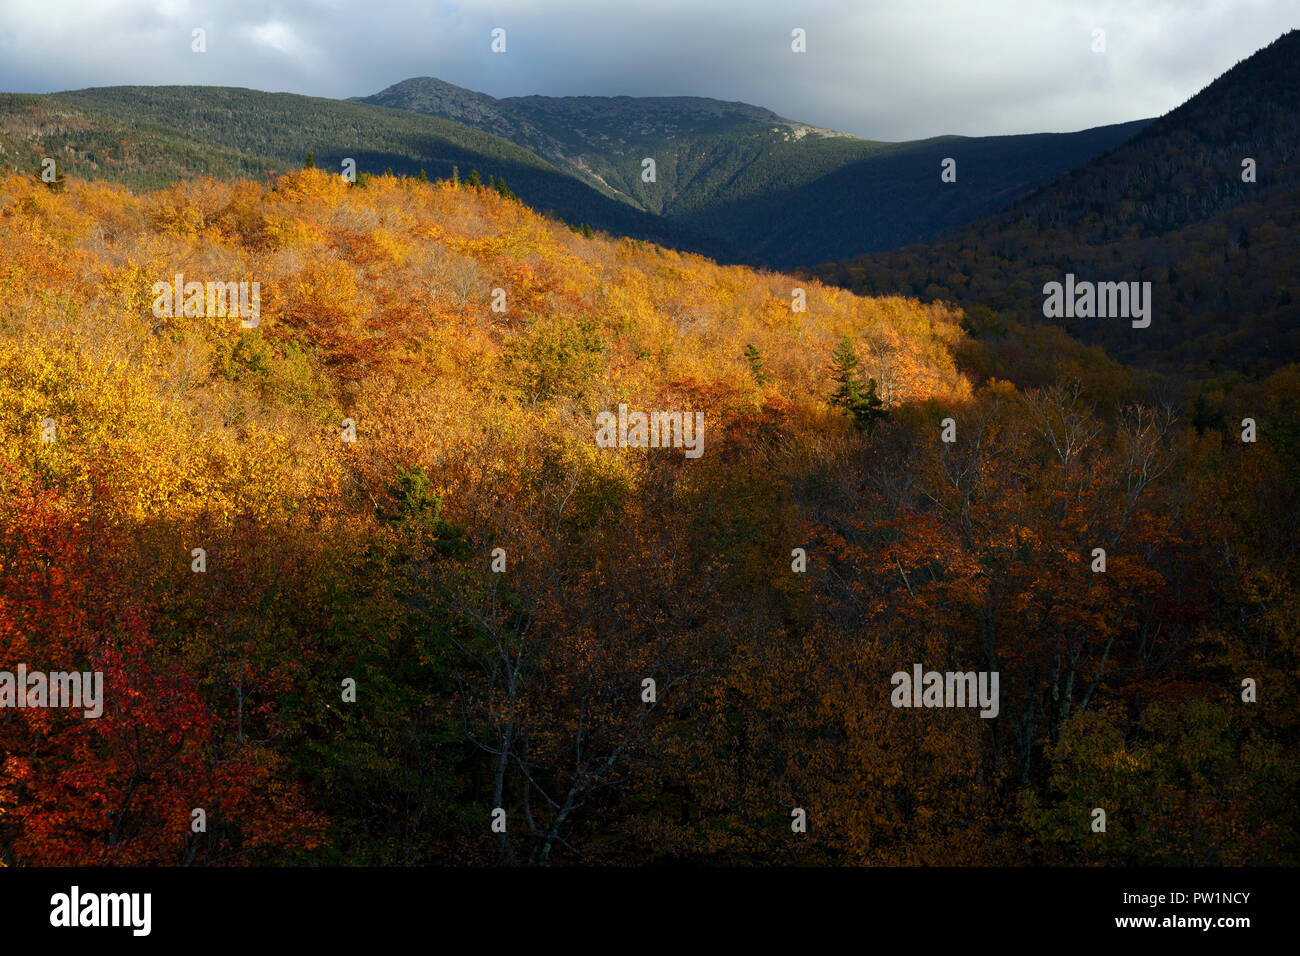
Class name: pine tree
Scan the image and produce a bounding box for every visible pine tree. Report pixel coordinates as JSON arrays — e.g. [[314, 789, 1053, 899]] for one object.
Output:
[[859, 377, 885, 432], [41, 163, 67, 193], [304, 152, 316, 169], [830, 336, 863, 410], [418, 168, 428, 182], [829, 336, 886, 432], [744, 343, 772, 386], [468, 169, 482, 188], [452, 164, 460, 187]]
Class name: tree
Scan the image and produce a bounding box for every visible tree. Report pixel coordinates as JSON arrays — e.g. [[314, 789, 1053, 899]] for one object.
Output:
[[829, 336, 886, 432], [743, 343, 772, 386], [1192, 393, 1225, 435], [468, 169, 482, 188], [304, 152, 315, 169]]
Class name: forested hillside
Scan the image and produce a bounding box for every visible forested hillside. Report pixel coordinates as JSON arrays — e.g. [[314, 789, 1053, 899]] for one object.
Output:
[[815, 30, 1300, 375], [0, 81, 1151, 272], [0, 88, 718, 255], [362, 77, 1151, 268], [1, 168, 1295, 865]]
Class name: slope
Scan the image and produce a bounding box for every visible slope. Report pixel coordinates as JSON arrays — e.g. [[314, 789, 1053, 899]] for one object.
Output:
[[814, 29, 1300, 375], [0, 87, 723, 255], [359, 76, 1152, 267]]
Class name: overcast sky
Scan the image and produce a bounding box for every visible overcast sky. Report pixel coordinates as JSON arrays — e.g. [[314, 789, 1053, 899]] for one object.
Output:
[[1, 0, 1296, 140]]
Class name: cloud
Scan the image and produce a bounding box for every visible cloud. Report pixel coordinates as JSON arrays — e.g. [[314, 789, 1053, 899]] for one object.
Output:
[[247, 20, 309, 58], [0, 0, 1295, 138]]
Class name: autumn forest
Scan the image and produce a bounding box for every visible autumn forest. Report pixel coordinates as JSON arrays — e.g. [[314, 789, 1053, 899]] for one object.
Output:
[[1, 9, 1299, 878], [0, 162, 1294, 867]]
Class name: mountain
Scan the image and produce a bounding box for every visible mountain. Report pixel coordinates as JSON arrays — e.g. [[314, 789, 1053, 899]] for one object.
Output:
[[2, 80, 1153, 271], [688, 120, 1153, 268], [4, 31, 1299, 871], [359, 78, 1153, 268], [814, 30, 1300, 375], [0, 87, 723, 255], [356, 77, 874, 214]]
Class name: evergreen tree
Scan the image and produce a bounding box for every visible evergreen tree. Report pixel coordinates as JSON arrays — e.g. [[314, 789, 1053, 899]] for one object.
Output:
[[830, 336, 863, 410], [829, 336, 886, 432], [468, 169, 482, 188], [304, 152, 315, 169], [452, 164, 460, 187], [859, 376, 885, 431], [380, 467, 468, 556], [418, 168, 428, 182], [1192, 394, 1226, 435], [744, 343, 773, 386], [41, 162, 67, 193]]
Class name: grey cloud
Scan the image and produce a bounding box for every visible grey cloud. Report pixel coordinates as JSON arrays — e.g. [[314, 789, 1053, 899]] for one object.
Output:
[[0, 0, 1295, 139]]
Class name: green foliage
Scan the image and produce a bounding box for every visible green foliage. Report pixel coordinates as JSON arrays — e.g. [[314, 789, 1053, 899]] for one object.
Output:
[[743, 343, 772, 386], [1019, 699, 1296, 865], [507, 313, 606, 403], [829, 336, 886, 431], [959, 305, 1008, 338], [211, 333, 334, 421], [215, 330, 271, 381], [380, 466, 468, 556]]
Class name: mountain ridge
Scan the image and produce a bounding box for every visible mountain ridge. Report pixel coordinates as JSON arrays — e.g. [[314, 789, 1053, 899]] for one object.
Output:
[[813, 28, 1300, 373], [357, 75, 1153, 266]]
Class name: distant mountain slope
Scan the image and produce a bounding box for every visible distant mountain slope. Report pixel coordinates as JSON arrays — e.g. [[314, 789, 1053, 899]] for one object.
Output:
[[3, 79, 1156, 270], [697, 121, 1152, 269], [356, 77, 871, 213], [359, 78, 1152, 268], [814, 29, 1300, 374], [0, 87, 723, 255]]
